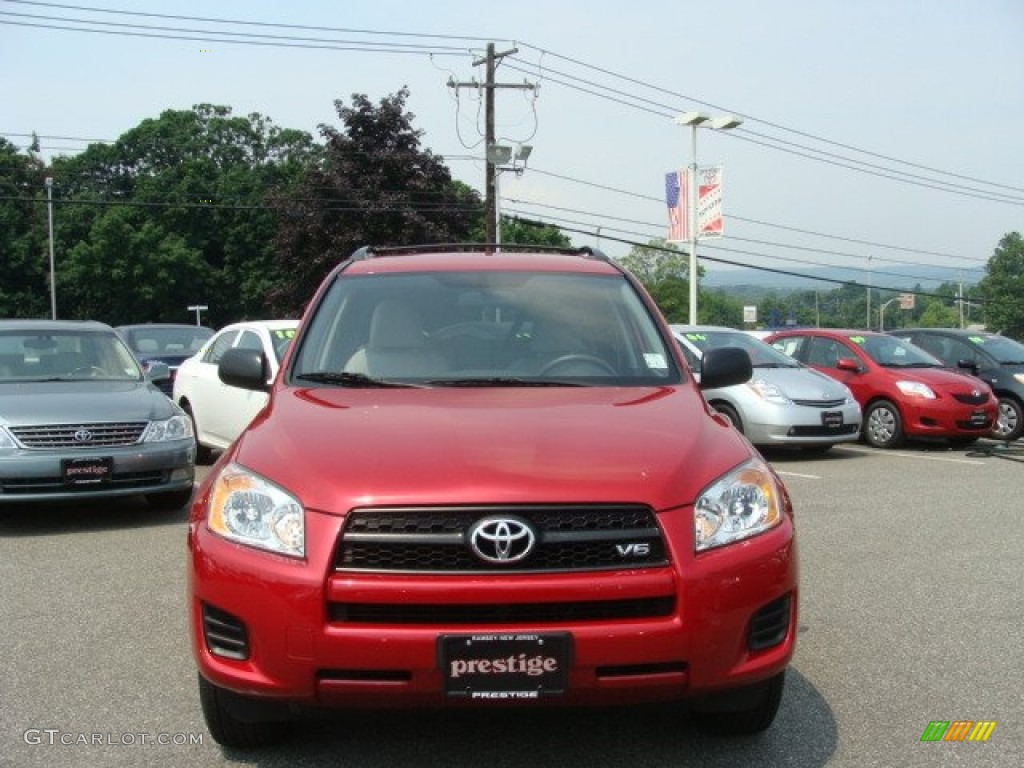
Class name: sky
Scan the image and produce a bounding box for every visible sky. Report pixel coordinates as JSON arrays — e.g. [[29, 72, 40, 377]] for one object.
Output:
[[2, 0, 1023, 294]]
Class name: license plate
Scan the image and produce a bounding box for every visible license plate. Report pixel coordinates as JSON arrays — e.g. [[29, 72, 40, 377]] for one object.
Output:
[[821, 411, 843, 430], [440, 633, 570, 699], [970, 411, 987, 427], [62, 457, 112, 486]]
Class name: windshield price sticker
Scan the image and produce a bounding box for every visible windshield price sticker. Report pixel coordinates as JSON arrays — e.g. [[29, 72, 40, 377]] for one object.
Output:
[[62, 457, 113, 486], [440, 633, 570, 699]]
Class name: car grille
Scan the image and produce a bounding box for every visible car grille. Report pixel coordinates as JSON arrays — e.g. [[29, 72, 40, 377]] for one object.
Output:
[[952, 392, 989, 406], [788, 424, 859, 437], [0, 470, 166, 495], [328, 596, 676, 625], [334, 504, 667, 574], [9, 422, 148, 449], [201, 604, 249, 660], [791, 398, 849, 408]]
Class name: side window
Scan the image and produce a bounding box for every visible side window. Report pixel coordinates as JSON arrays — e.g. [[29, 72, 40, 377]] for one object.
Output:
[[945, 337, 981, 367], [806, 337, 842, 367], [235, 330, 263, 353], [203, 331, 239, 365], [910, 334, 949, 362], [676, 341, 701, 373], [771, 336, 804, 359]]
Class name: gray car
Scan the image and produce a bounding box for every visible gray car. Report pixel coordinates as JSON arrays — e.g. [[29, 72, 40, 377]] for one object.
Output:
[[0, 320, 196, 508], [672, 325, 862, 453]]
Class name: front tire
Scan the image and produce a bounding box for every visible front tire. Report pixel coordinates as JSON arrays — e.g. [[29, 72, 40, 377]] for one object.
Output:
[[692, 670, 786, 736], [198, 675, 288, 749], [864, 400, 903, 449], [181, 401, 214, 464], [992, 396, 1023, 442], [713, 403, 744, 435]]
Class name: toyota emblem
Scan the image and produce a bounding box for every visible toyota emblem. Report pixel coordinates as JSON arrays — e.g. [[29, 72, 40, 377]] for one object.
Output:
[[467, 516, 537, 564], [73, 428, 94, 443]]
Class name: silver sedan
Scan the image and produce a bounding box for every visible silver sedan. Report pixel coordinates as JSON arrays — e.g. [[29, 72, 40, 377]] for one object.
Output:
[[672, 325, 862, 453]]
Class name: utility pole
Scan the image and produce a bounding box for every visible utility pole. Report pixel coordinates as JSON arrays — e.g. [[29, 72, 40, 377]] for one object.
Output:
[[448, 44, 535, 245]]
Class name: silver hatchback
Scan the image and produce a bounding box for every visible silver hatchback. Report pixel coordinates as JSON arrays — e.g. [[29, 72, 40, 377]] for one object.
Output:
[[0, 320, 196, 508], [672, 325, 861, 453]]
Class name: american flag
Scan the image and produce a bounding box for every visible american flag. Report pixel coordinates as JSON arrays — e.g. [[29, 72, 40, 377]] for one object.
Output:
[[665, 170, 687, 242]]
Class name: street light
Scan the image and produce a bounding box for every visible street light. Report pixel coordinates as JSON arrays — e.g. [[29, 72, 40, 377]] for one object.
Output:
[[486, 143, 533, 247], [187, 305, 209, 326], [45, 177, 56, 319], [674, 112, 742, 324]]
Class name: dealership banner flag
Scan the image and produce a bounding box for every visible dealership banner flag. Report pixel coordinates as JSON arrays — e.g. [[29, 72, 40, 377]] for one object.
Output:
[[664, 169, 689, 242], [697, 165, 724, 239]]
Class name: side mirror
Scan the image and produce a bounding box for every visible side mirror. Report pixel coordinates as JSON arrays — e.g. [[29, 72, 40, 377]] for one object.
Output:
[[219, 348, 269, 392], [700, 347, 752, 390], [956, 358, 979, 374], [836, 357, 862, 373], [144, 360, 170, 382]]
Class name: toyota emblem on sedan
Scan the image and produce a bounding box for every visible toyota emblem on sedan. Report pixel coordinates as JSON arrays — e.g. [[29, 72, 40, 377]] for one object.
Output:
[[467, 516, 537, 564], [73, 428, 94, 443]]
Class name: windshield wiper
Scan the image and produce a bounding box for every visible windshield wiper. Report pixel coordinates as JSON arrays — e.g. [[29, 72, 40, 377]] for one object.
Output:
[[427, 377, 582, 387], [295, 371, 425, 388], [752, 363, 796, 369]]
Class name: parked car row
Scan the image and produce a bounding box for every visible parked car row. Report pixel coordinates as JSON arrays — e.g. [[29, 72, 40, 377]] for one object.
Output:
[[765, 328, 1001, 449]]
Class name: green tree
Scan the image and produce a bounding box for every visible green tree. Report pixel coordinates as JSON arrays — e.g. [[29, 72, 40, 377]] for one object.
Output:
[[616, 239, 695, 322], [978, 232, 1024, 339], [0, 139, 50, 317], [51, 105, 316, 325], [268, 89, 481, 314]]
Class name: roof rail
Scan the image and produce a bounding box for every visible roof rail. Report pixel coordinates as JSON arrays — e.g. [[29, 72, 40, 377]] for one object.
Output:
[[345, 243, 609, 262]]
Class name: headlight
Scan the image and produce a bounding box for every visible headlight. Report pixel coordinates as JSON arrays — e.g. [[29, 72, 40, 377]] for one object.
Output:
[[694, 459, 784, 552], [0, 427, 15, 450], [142, 414, 193, 442], [1014, 373, 1024, 385], [746, 379, 791, 404], [895, 381, 936, 399], [207, 463, 304, 558]]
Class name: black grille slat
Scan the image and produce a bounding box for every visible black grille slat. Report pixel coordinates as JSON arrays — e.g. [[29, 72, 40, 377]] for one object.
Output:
[[10, 422, 148, 449], [748, 594, 792, 651], [790, 398, 849, 408], [335, 505, 667, 574], [202, 604, 249, 660], [328, 596, 675, 624], [0, 470, 165, 494], [952, 392, 989, 405], [787, 424, 859, 437]]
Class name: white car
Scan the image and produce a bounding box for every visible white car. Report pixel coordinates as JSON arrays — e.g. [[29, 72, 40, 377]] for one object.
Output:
[[173, 320, 298, 462]]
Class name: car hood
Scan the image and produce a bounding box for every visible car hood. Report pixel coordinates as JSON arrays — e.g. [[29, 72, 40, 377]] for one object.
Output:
[[0, 380, 175, 426], [746, 367, 852, 399], [229, 386, 755, 515], [880, 365, 990, 393]]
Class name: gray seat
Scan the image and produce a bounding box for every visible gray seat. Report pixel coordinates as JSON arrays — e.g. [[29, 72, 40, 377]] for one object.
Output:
[[344, 300, 445, 378]]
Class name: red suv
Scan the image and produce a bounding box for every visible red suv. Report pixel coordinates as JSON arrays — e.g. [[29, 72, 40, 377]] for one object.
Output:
[[188, 245, 798, 747], [766, 329, 997, 448]]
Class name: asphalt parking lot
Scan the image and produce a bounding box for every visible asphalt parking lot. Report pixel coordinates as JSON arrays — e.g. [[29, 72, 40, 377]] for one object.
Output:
[[1, 439, 1021, 768]]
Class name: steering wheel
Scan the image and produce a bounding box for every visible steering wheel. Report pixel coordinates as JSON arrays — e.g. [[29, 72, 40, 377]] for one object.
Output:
[[538, 354, 616, 376]]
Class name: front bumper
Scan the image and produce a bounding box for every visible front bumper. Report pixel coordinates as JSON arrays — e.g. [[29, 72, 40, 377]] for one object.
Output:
[[743, 401, 862, 446], [900, 398, 997, 438], [189, 507, 797, 709], [0, 440, 195, 503]]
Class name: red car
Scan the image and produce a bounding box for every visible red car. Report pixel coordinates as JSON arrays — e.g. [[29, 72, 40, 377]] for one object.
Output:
[[188, 245, 798, 747], [766, 329, 997, 448]]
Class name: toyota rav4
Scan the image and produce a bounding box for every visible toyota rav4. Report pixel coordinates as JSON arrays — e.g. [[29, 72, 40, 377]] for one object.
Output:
[[187, 244, 798, 747]]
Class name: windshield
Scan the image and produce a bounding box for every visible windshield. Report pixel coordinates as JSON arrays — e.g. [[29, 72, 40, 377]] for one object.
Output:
[[851, 334, 942, 367], [292, 271, 679, 387], [121, 325, 213, 356], [967, 333, 1024, 364], [679, 330, 799, 368], [0, 329, 143, 382]]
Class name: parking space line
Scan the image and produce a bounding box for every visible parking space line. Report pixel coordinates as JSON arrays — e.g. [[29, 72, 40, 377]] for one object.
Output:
[[774, 470, 821, 480], [834, 446, 987, 465]]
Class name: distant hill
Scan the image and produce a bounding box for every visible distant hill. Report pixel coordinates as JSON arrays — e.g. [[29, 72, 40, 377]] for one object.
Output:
[[703, 264, 975, 295]]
